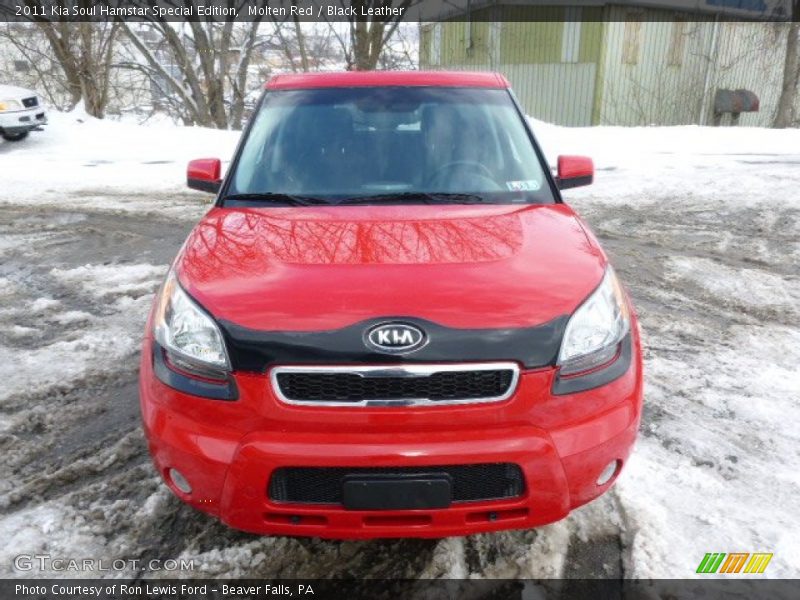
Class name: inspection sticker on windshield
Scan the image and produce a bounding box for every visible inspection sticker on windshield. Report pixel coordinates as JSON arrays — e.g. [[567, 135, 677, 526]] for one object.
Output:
[[506, 180, 540, 191]]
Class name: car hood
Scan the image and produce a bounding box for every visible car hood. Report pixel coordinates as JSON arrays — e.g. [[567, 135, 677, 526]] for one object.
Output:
[[176, 203, 606, 331], [0, 84, 36, 99]]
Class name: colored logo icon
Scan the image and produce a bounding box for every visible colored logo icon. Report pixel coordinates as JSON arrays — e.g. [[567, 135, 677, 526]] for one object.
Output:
[[696, 552, 773, 574]]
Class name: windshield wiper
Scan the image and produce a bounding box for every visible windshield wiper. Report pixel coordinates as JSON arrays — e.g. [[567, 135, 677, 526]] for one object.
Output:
[[224, 193, 331, 206], [337, 192, 488, 205]]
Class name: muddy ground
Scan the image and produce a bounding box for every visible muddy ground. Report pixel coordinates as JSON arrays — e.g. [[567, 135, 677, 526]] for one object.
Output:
[[0, 190, 797, 582]]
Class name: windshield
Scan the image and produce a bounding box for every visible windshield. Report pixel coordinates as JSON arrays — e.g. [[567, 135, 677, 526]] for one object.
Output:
[[226, 86, 555, 206]]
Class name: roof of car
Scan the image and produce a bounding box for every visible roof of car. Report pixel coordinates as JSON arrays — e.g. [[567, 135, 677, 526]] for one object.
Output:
[[265, 70, 510, 90]]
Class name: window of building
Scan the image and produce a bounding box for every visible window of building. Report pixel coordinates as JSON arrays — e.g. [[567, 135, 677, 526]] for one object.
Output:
[[561, 8, 582, 63], [622, 15, 642, 65], [668, 19, 687, 66], [431, 23, 442, 66]]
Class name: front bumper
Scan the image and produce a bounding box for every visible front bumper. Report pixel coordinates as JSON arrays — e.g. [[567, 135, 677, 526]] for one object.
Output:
[[139, 328, 643, 539], [0, 106, 47, 133]]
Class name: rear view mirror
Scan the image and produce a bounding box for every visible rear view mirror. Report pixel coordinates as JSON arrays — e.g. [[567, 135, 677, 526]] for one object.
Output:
[[557, 155, 594, 190], [187, 158, 222, 193]]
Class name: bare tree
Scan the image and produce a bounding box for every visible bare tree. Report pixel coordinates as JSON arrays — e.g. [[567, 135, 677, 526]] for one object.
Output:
[[0, 1, 413, 125], [43, 22, 120, 118], [327, 0, 414, 70], [270, 14, 310, 72], [1, 6, 119, 118], [0, 22, 75, 110], [377, 21, 418, 70], [774, 4, 799, 128], [118, 2, 265, 129], [291, 0, 311, 72]]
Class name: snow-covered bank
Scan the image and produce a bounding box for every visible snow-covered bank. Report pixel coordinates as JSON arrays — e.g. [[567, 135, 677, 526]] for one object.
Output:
[[1, 110, 238, 215], [3, 108, 800, 213], [531, 118, 800, 210]]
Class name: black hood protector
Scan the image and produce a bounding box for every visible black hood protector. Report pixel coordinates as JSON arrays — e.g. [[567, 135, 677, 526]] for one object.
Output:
[[218, 315, 568, 373]]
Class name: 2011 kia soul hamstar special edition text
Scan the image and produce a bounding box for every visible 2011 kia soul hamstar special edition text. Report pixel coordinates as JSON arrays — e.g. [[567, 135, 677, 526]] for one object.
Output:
[[139, 71, 644, 539]]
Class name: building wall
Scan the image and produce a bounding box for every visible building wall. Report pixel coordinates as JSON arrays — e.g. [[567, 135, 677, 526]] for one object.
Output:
[[420, 6, 604, 126], [421, 6, 794, 127], [598, 8, 788, 126], [597, 9, 714, 125], [709, 22, 788, 126]]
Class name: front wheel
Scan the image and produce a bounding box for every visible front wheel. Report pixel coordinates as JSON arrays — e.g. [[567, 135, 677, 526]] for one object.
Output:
[[1, 130, 29, 142]]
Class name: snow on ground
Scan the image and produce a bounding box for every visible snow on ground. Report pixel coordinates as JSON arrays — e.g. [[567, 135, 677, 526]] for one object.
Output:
[[51, 263, 168, 299], [529, 120, 800, 578], [0, 261, 165, 406], [667, 256, 799, 317], [0, 109, 238, 218], [532, 117, 800, 212], [1, 111, 799, 581], [620, 321, 800, 578]]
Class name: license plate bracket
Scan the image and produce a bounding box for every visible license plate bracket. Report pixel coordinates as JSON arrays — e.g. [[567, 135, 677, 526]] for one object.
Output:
[[342, 473, 452, 510]]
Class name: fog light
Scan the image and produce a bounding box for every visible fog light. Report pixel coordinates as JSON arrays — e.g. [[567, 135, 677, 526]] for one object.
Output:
[[169, 468, 192, 494], [596, 460, 620, 486]]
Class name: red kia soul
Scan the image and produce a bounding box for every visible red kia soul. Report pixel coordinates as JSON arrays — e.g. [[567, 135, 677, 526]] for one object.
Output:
[[139, 71, 643, 539]]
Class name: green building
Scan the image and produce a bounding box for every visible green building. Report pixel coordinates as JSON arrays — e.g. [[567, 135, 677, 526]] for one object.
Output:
[[420, 1, 793, 126]]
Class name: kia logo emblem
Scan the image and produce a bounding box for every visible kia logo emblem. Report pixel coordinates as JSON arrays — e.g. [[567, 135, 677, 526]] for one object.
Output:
[[365, 322, 427, 354]]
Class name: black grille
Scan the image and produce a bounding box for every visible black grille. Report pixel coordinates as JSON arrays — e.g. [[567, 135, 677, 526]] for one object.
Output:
[[276, 369, 514, 403], [22, 96, 38, 108], [269, 463, 525, 504]]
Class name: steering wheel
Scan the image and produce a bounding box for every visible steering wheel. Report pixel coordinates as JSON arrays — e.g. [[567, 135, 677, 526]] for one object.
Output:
[[425, 160, 495, 187]]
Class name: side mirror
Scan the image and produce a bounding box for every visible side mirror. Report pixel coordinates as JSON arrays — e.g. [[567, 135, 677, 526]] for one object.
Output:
[[556, 155, 594, 190], [187, 158, 222, 193]]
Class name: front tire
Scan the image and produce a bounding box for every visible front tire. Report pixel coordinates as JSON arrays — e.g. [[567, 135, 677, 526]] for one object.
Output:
[[1, 130, 29, 142]]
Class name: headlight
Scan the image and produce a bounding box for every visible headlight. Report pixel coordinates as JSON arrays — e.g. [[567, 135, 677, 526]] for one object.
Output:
[[558, 266, 630, 376], [153, 271, 230, 376], [0, 99, 22, 112]]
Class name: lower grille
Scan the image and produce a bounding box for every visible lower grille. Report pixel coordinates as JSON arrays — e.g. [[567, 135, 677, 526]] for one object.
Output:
[[272, 363, 519, 406], [22, 96, 38, 108], [268, 463, 525, 505]]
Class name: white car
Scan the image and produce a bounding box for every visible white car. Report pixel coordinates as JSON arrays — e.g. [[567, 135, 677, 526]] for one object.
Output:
[[0, 84, 47, 142]]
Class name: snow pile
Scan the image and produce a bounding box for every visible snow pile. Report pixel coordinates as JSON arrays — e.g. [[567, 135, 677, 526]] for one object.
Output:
[[667, 257, 799, 317], [530, 118, 800, 209], [0, 506, 108, 576], [531, 118, 800, 160], [51, 263, 167, 299], [620, 321, 800, 578], [0, 262, 166, 404], [0, 109, 239, 214]]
